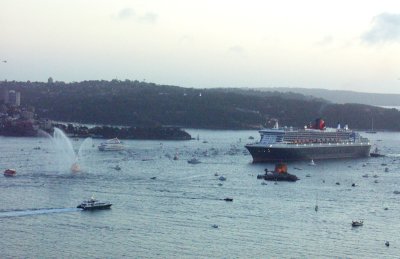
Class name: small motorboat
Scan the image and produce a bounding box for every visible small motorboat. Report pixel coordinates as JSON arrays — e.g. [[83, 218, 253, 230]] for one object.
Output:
[[187, 158, 201, 164], [4, 169, 16, 177], [352, 220, 363, 227], [77, 197, 112, 210], [309, 159, 316, 166]]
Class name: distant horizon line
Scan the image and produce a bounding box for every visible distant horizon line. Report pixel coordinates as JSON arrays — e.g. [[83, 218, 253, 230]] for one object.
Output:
[[1, 79, 400, 96]]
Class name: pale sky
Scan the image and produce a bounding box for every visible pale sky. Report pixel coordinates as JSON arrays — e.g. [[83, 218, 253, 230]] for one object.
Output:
[[1, 0, 400, 93]]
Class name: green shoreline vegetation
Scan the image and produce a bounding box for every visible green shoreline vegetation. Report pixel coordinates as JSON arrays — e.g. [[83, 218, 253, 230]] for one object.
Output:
[[1, 79, 400, 133]]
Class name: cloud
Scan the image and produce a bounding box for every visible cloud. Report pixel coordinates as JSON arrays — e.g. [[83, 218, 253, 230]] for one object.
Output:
[[178, 35, 193, 46], [113, 9, 157, 24], [362, 13, 400, 44], [138, 12, 158, 24], [315, 35, 333, 46], [228, 45, 245, 54], [117, 8, 135, 20]]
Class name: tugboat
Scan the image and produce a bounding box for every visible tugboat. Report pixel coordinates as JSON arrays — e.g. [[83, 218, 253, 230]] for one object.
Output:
[[77, 197, 112, 210], [370, 147, 385, 157], [4, 169, 16, 177], [257, 163, 299, 182]]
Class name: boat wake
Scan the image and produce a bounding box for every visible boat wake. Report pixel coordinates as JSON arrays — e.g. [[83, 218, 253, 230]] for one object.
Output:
[[386, 153, 400, 157], [0, 207, 80, 218]]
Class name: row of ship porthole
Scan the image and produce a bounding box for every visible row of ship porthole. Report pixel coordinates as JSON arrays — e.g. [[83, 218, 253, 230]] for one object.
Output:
[[266, 142, 369, 148]]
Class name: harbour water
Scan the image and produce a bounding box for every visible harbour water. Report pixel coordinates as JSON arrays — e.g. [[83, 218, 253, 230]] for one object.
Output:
[[1, 130, 400, 258]]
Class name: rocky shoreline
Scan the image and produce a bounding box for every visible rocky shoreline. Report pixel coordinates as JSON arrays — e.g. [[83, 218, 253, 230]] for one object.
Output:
[[0, 84, 194, 140], [0, 97, 192, 140], [0, 122, 192, 140], [52, 123, 192, 140]]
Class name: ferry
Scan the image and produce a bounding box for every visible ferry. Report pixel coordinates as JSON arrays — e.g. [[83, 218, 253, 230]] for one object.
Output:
[[245, 119, 371, 163], [98, 138, 124, 151], [77, 197, 112, 210]]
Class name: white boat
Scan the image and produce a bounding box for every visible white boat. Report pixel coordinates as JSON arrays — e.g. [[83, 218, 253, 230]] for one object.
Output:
[[309, 159, 316, 166], [77, 196, 112, 210], [98, 138, 124, 151]]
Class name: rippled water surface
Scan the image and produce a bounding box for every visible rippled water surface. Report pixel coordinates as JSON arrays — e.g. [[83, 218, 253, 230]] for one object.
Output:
[[1, 130, 400, 258]]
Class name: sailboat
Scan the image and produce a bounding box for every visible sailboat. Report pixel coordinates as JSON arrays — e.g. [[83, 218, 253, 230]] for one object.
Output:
[[314, 193, 319, 212], [365, 118, 377, 134], [309, 159, 316, 166]]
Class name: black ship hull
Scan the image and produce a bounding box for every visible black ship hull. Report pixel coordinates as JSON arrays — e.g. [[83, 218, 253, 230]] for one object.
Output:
[[77, 204, 112, 210], [246, 144, 371, 163]]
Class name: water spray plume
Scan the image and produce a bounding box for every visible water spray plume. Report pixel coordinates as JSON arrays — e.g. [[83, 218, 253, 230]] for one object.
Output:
[[41, 128, 93, 173]]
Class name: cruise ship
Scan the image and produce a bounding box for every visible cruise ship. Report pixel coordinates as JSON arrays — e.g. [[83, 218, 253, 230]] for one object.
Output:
[[245, 119, 371, 163]]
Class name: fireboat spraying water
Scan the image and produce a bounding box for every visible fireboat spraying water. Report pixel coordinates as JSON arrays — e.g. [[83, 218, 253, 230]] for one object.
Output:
[[71, 162, 81, 173], [47, 128, 92, 173]]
